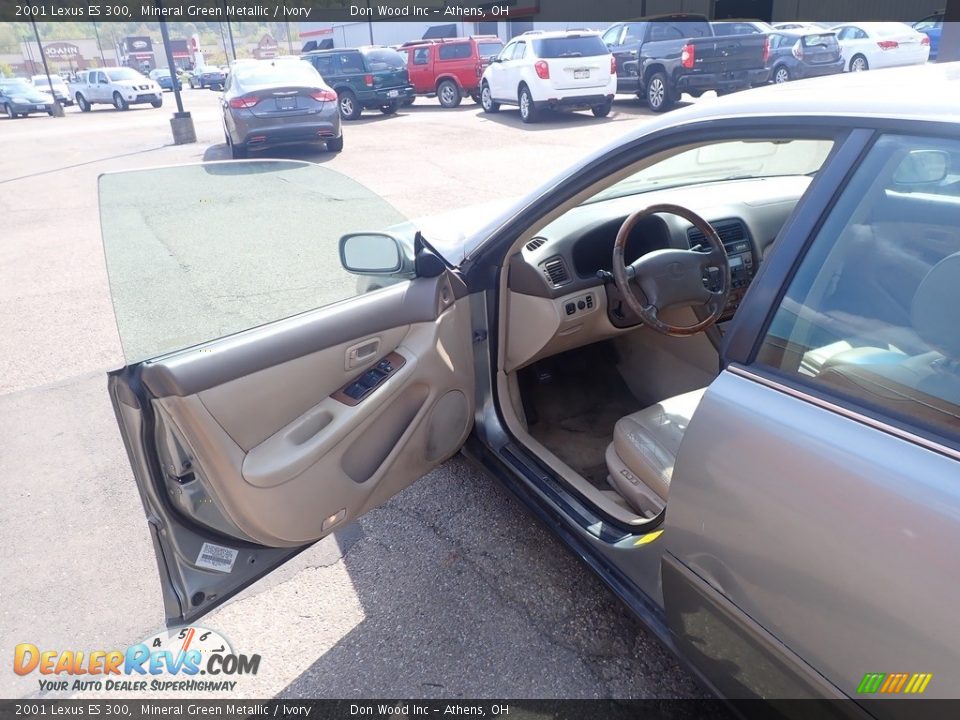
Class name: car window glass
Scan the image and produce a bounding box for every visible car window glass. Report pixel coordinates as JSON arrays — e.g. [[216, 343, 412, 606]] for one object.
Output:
[[622, 23, 644, 43], [513, 41, 526, 60], [533, 35, 608, 58], [601, 25, 623, 45], [310, 55, 335, 77], [98, 160, 409, 363], [413, 47, 430, 64], [338, 53, 364, 73], [756, 134, 960, 443], [438, 43, 471, 60], [97, 72, 107, 83], [362, 49, 405, 71], [499, 42, 516, 61]]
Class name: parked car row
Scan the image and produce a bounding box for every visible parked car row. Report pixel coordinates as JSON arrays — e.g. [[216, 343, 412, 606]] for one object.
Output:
[[713, 18, 932, 84]]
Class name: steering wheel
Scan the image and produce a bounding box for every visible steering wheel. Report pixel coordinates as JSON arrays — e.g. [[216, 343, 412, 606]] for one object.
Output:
[[611, 204, 731, 337]]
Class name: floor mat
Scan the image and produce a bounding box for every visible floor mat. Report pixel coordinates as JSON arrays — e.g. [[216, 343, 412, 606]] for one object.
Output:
[[524, 344, 642, 490]]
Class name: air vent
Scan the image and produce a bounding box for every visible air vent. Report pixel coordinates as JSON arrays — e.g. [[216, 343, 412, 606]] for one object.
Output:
[[526, 237, 547, 252], [542, 256, 571, 287], [687, 219, 747, 248]]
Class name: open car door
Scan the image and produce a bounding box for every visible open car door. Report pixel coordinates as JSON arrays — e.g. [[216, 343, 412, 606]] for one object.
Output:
[[101, 160, 475, 625]]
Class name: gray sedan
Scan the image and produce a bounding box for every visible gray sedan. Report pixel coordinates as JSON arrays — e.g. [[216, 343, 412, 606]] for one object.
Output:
[[220, 58, 343, 159], [0, 79, 55, 118]]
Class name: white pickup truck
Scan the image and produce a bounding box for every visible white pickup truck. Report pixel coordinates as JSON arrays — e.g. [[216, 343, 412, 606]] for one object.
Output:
[[69, 67, 163, 112]]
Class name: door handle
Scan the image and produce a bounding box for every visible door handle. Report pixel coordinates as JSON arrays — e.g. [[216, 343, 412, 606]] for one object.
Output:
[[345, 337, 380, 370]]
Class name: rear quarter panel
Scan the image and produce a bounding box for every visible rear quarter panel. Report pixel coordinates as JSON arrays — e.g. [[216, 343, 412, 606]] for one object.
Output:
[[665, 369, 960, 700]]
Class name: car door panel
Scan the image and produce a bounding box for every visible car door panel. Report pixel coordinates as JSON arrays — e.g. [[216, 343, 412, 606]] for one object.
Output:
[[663, 370, 960, 701], [118, 275, 473, 553]]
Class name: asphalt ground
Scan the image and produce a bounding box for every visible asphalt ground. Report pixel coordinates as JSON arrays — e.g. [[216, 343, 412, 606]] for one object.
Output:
[[0, 86, 707, 700]]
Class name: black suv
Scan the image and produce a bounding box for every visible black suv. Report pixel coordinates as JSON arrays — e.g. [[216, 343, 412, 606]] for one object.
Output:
[[302, 47, 414, 120]]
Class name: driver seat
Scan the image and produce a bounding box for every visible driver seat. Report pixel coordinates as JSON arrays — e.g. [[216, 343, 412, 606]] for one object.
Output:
[[604, 388, 706, 516]]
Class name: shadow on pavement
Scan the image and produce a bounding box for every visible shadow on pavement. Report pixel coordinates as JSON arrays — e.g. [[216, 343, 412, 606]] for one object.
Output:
[[272, 458, 707, 699]]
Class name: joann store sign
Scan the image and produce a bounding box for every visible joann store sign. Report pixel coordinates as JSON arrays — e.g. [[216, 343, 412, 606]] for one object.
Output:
[[44, 42, 80, 59]]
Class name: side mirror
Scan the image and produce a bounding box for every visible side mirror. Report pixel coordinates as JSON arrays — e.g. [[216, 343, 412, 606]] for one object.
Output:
[[893, 150, 949, 185], [340, 233, 403, 275], [492, 56, 503, 63]]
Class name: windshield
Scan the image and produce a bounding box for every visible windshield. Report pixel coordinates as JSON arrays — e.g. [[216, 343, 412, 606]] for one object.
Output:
[[478, 42, 504, 57], [588, 139, 835, 203], [234, 61, 322, 86], [3, 81, 33, 92], [533, 36, 608, 58], [106, 68, 143, 82], [99, 161, 408, 363], [362, 49, 405, 71], [32, 75, 64, 85]]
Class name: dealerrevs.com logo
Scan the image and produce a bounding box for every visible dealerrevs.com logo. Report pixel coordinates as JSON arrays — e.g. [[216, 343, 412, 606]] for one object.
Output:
[[13, 627, 260, 693]]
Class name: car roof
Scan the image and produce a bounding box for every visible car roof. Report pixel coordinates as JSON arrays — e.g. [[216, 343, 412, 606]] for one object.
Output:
[[633, 62, 960, 132], [514, 30, 602, 39]]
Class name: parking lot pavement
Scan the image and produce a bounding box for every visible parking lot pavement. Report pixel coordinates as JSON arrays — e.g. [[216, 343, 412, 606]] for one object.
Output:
[[0, 88, 705, 699]]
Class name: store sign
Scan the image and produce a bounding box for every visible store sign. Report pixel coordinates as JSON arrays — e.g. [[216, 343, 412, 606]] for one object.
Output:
[[44, 42, 80, 59], [126, 37, 153, 53]]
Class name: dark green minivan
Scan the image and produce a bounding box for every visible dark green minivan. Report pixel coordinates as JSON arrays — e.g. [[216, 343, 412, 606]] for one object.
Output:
[[302, 47, 415, 120]]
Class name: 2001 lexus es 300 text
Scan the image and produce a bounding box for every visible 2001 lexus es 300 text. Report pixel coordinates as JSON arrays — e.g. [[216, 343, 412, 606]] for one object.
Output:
[[101, 63, 959, 704]]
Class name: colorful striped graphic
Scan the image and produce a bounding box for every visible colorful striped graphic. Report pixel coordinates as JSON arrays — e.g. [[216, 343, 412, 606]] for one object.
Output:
[[857, 672, 933, 694]]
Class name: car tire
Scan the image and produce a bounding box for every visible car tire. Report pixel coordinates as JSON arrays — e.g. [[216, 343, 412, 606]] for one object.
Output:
[[645, 71, 672, 112], [4, 103, 16, 119], [469, 91, 481, 104], [437, 79, 462, 108], [76, 94, 90, 112], [518, 85, 538, 124], [850, 54, 868, 72], [151, 97, 163, 108], [113, 92, 129, 111], [480, 82, 499, 113], [230, 141, 248, 159], [327, 135, 344, 152], [402, 97, 415, 107], [592, 102, 612, 118], [773, 65, 791, 84], [380, 100, 400, 115], [338, 90, 362, 120]]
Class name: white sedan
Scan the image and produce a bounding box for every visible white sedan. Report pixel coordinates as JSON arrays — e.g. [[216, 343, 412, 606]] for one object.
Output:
[[832, 22, 930, 72]]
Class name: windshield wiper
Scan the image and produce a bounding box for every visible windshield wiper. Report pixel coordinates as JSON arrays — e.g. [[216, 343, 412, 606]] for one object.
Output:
[[557, 52, 583, 57]]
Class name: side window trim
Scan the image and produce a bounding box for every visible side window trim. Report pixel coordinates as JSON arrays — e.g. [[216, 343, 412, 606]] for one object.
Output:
[[721, 127, 875, 366]]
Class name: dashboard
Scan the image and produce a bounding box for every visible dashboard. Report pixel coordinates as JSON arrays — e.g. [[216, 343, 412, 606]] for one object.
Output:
[[504, 176, 812, 370]]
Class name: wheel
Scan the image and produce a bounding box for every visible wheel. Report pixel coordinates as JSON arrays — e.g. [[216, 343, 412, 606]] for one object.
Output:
[[379, 100, 400, 115], [230, 141, 248, 159], [47, 108, 54, 116], [850, 54, 868, 72], [772, 65, 791, 84], [113, 92, 128, 111], [480, 82, 499, 113], [437, 79, 462, 108], [76, 94, 90, 112], [338, 90, 362, 120], [518, 85, 539, 123], [402, 97, 415, 107], [4, 103, 16, 119], [645, 71, 673, 112], [592, 101, 612, 118], [327, 135, 344, 152], [151, 97, 163, 108]]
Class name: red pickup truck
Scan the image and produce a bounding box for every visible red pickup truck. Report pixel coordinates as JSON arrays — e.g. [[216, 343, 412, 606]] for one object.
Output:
[[400, 36, 504, 107]]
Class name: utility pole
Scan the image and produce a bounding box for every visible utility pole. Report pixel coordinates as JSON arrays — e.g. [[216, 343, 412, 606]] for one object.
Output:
[[285, 21, 293, 54], [92, 21, 107, 67], [29, 18, 64, 117], [157, 1, 195, 144], [226, 21, 237, 60]]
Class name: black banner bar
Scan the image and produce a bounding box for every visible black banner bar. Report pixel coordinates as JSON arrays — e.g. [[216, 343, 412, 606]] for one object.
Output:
[[0, 0, 951, 24], [4, 700, 960, 720]]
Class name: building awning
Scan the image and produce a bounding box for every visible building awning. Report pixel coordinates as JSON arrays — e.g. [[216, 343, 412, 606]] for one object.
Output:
[[422, 24, 458, 39]]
